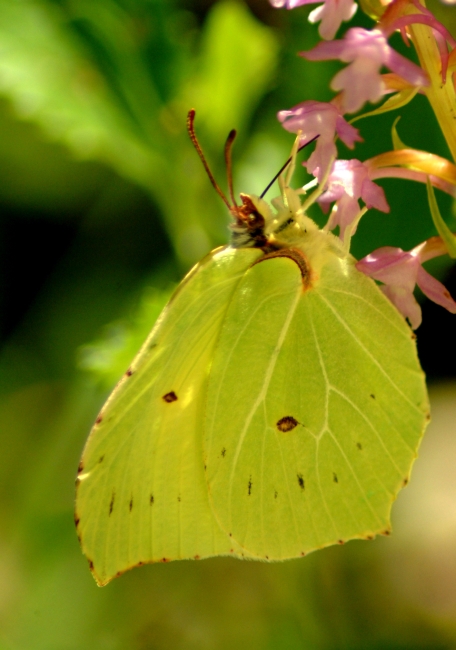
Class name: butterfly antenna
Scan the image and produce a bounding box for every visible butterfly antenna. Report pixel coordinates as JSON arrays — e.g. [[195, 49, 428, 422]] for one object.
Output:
[[187, 109, 231, 210], [224, 129, 238, 208], [259, 134, 320, 199]]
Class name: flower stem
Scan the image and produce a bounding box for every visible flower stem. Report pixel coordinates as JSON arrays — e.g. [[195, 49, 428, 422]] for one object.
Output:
[[409, 1, 456, 162]]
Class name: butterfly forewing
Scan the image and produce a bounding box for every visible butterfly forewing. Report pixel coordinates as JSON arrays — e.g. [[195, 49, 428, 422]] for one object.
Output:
[[204, 254, 429, 559], [76, 247, 263, 585]]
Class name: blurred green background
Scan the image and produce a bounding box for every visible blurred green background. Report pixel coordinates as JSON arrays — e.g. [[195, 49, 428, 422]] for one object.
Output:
[[1, 0, 456, 648]]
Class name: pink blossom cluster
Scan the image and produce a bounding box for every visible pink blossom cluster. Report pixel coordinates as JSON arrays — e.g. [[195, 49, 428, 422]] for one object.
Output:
[[270, 0, 456, 329]]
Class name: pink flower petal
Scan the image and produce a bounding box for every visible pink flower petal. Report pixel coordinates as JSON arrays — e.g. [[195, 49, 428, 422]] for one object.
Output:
[[356, 240, 456, 328], [335, 116, 363, 148], [381, 285, 423, 329], [356, 248, 418, 291], [308, 0, 357, 40], [277, 101, 360, 182], [383, 48, 428, 87], [361, 178, 390, 212], [331, 60, 385, 112], [301, 27, 427, 113], [416, 266, 456, 313], [300, 40, 346, 61]]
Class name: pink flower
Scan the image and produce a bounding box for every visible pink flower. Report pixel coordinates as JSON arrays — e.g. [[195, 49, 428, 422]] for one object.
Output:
[[356, 238, 456, 329], [277, 101, 362, 181], [380, 0, 456, 83], [319, 159, 389, 239], [270, 0, 357, 40], [301, 28, 429, 113]]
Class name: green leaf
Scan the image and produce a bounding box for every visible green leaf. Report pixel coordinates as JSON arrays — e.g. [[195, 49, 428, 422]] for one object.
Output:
[[426, 177, 456, 258], [78, 287, 174, 389], [391, 116, 408, 150], [0, 0, 163, 181], [350, 88, 420, 125], [184, 0, 279, 142]]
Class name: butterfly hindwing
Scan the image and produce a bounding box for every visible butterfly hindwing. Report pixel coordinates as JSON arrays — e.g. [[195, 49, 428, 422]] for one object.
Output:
[[204, 253, 429, 559]]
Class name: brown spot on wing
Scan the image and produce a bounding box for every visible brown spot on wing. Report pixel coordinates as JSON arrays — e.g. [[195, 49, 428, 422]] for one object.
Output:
[[163, 391, 178, 403], [276, 416, 298, 432], [297, 474, 305, 490]]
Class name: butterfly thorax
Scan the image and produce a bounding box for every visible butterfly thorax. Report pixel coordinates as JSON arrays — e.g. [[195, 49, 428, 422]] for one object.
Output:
[[230, 190, 347, 284]]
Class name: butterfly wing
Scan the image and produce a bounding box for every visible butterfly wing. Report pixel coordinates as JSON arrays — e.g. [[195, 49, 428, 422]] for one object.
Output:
[[204, 253, 429, 559], [75, 246, 263, 585]]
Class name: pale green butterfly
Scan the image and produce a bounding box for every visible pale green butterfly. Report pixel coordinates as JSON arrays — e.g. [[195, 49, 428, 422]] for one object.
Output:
[[75, 111, 430, 586]]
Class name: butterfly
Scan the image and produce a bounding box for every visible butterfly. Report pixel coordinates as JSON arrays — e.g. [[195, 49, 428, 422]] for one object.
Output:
[[75, 110, 429, 586]]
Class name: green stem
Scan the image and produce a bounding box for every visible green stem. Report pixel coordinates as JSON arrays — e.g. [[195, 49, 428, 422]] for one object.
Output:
[[409, 1, 456, 162]]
